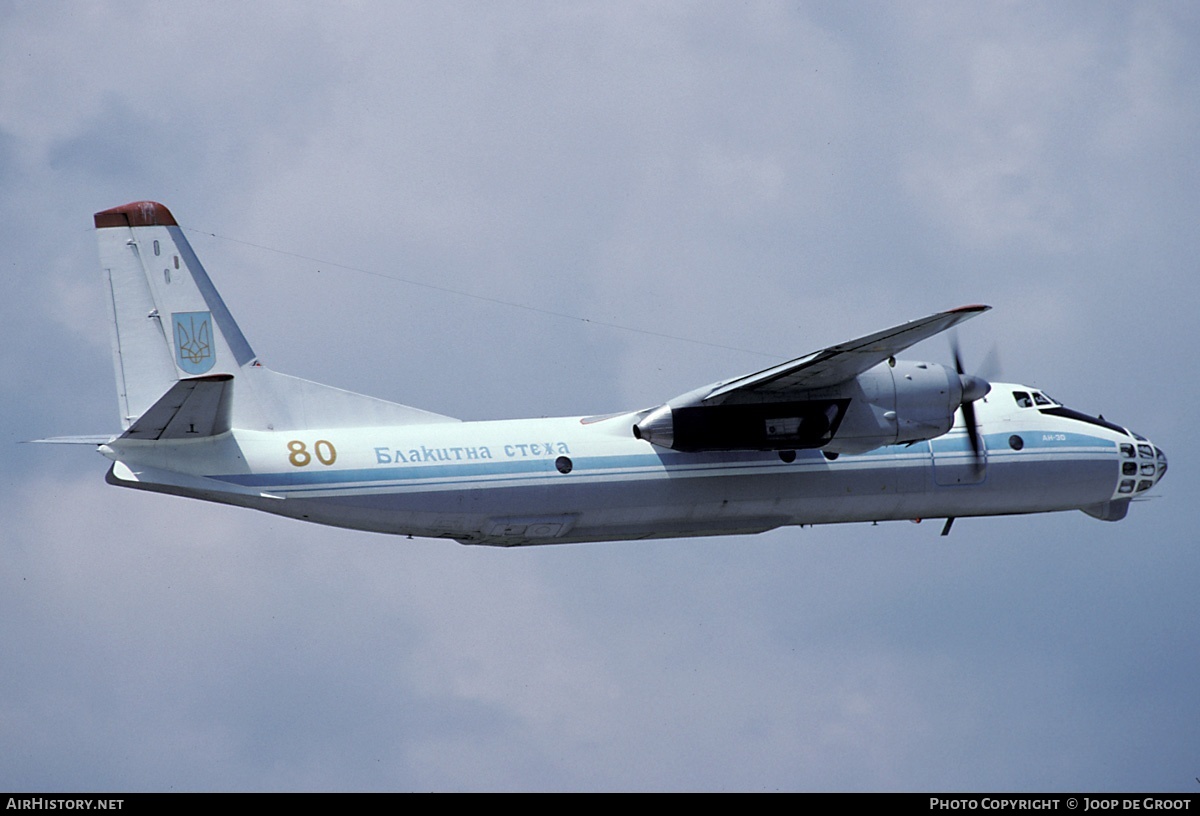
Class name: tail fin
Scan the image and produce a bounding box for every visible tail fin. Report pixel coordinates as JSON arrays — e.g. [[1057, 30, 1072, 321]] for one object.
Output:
[[96, 201, 456, 433], [96, 202, 254, 428]]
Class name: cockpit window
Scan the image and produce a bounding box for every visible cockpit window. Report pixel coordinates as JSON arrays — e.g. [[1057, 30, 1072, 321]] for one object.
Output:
[[1013, 391, 1033, 408], [1032, 392, 1053, 406]]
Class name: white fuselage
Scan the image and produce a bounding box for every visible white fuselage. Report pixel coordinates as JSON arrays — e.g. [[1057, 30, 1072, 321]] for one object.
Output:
[[101, 382, 1161, 545]]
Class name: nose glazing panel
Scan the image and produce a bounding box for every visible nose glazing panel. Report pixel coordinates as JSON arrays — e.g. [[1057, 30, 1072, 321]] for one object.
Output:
[[1117, 435, 1166, 496]]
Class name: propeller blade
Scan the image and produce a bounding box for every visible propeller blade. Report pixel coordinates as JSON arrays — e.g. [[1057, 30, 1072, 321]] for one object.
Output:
[[976, 344, 1003, 383], [951, 333, 989, 474], [961, 397, 983, 473]]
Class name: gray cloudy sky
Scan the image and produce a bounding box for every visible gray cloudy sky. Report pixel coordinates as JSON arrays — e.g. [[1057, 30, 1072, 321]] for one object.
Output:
[[2, 1, 1197, 791]]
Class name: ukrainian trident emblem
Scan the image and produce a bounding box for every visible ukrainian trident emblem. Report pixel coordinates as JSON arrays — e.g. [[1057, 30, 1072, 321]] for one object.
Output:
[[172, 311, 215, 374]]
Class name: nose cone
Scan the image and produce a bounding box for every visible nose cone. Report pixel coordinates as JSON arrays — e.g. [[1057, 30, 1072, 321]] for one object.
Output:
[[1119, 436, 1167, 496]]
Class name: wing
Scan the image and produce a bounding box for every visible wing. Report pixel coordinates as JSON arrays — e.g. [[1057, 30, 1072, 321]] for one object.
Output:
[[633, 304, 991, 452], [703, 304, 989, 403]]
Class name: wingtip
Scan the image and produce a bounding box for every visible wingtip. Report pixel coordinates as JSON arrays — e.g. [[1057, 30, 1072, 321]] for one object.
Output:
[[949, 303, 992, 314], [94, 201, 178, 229]]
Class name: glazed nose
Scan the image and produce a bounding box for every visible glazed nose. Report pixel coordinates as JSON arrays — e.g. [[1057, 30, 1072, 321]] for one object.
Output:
[[1120, 438, 1166, 495], [1154, 445, 1168, 484]]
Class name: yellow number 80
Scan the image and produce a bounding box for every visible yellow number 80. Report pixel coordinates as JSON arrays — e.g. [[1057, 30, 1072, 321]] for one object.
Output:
[[287, 439, 337, 467]]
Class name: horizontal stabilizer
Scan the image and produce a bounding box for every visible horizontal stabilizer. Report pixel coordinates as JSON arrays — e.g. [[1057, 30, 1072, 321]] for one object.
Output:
[[121, 375, 233, 440], [29, 435, 115, 445]]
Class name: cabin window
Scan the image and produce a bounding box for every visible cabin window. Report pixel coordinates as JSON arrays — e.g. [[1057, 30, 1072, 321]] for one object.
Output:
[[1032, 392, 1052, 406], [153, 239, 160, 256], [1013, 391, 1033, 408], [555, 456, 573, 474], [1123, 462, 1137, 475], [1120, 443, 1135, 458], [1008, 435, 1024, 450], [1138, 444, 1154, 459], [1119, 480, 1135, 494]]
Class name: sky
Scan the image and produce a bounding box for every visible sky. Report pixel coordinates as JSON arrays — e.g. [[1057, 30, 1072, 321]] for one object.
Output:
[[1, 0, 1197, 792]]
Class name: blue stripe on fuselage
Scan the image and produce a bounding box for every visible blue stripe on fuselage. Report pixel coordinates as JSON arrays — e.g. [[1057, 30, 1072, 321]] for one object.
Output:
[[210, 429, 1113, 494]]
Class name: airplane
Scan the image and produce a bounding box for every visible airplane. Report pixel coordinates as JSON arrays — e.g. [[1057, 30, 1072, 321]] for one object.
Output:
[[39, 200, 1167, 545]]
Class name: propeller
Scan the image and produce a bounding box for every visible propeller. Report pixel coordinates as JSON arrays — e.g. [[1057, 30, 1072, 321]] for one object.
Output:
[[951, 334, 991, 473], [975, 343, 1003, 384]]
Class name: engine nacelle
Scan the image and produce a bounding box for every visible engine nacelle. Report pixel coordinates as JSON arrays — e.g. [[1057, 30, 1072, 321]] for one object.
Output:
[[633, 360, 979, 454], [821, 360, 962, 453], [633, 398, 850, 452]]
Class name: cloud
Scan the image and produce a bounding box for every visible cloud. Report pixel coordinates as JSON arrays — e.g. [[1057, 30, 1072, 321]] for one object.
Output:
[[1, 0, 1196, 792]]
